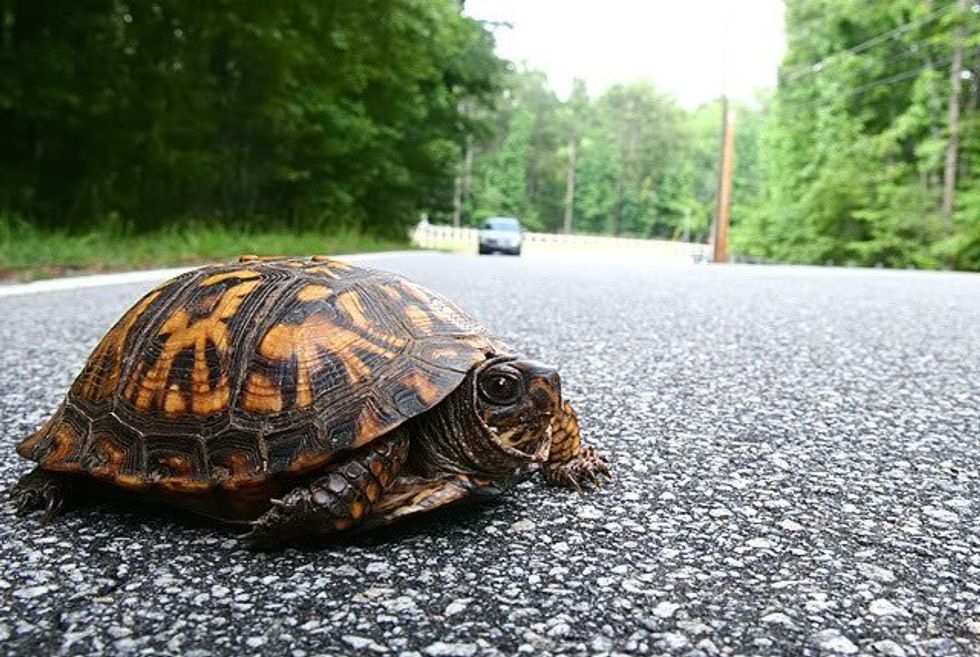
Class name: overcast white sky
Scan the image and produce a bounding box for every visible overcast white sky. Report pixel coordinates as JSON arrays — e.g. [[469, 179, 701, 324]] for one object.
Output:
[[464, 0, 786, 108]]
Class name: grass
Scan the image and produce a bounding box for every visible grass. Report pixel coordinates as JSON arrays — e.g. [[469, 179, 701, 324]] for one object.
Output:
[[0, 221, 411, 281]]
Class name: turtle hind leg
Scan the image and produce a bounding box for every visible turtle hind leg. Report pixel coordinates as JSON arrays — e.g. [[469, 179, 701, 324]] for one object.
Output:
[[10, 468, 76, 523], [359, 474, 499, 531], [543, 401, 611, 491], [238, 431, 410, 550]]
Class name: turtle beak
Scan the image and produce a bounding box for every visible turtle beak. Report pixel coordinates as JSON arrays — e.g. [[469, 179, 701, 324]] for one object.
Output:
[[477, 359, 561, 464], [523, 361, 562, 418], [531, 424, 553, 463], [520, 361, 561, 463]]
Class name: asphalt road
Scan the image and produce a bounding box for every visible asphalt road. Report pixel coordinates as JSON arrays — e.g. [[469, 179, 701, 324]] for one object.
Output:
[[1, 253, 978, 657]]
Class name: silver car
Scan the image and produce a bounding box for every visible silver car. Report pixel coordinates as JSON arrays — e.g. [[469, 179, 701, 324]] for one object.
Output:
[[478, 216, 523, 256]]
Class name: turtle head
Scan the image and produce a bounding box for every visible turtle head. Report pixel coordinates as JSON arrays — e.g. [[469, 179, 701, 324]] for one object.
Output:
[[473, 357, 560, 462], [409, 356, 561, 479]]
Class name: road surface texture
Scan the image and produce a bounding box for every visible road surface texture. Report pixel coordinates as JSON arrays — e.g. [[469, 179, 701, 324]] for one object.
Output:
[[1, 253, 978, 657]]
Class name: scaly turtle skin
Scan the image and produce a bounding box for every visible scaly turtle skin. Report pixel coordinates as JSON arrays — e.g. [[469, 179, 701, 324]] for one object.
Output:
[[10, 256, 610, 549]]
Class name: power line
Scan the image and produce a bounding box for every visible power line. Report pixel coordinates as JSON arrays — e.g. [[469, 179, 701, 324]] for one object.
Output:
[[874, 44, 932, 72], [783, 57, 954, 112], [845, 62, 942, 97], [783, 3, 955, 81], [783, 2, 960, 82], [788, 45, 934, 91], [778, 42, 951, 97]]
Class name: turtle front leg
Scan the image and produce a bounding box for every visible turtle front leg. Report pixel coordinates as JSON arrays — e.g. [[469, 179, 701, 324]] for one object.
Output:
[[10, 468, 76, 522], [239, 432, 409, 550], [542, 401, 610, 491]]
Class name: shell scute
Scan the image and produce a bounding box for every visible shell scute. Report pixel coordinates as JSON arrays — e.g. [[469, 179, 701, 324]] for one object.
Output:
[[87, 415, 146, 488], [266, 424, 324, 474], [123, 277, 262, 416], [73, 289, 164, 402], [20, 403, 91, 473], [143, 435, 211, 492], [205, 429, 268, 487], [387, 279, 482, 338], [200, 269, 261, 286]]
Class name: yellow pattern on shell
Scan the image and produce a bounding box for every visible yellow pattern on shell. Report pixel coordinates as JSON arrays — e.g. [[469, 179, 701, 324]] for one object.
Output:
[[130, 280, 260, 416]]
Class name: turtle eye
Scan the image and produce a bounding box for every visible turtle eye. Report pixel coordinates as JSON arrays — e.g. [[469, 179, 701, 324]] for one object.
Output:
[[478, 367, 522, 405]]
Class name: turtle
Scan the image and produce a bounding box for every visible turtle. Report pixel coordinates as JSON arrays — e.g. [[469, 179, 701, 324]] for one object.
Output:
[[10, 255, 609, 548]]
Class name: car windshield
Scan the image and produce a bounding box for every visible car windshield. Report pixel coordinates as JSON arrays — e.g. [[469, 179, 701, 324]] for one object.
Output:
[[483, 218, 521, 232]]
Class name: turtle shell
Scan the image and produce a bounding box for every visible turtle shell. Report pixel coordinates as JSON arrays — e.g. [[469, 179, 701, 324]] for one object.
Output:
[[17, 256, 506, 495]]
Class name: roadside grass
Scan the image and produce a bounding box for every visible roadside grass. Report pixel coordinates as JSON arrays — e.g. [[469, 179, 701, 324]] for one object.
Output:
[[0, 221, 410, 281]]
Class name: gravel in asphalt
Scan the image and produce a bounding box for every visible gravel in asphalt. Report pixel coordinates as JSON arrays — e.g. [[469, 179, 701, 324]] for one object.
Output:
[[1, 253, 978, 656]]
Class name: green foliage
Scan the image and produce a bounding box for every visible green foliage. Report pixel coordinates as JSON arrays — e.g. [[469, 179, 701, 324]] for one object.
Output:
[[0, 0, 504, 237], [477, 107, 534, 225], [464, 71, 763, 242], [7, 0, 978, 272], [734, 0, 980, 269], [460, 0, 980, 272], [0, 214, 406, 279]]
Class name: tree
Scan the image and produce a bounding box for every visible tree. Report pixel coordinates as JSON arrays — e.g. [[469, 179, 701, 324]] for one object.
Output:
[[735, 0, 980, 269], [467, 71, 765, 244], [560, 79, 589, 234], [0, 0, 505, 237]]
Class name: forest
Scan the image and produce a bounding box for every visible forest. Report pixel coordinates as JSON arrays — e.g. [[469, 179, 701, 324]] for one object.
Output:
[[0, 0, 503, 238], [737, 0, 980, 269], [457, 73, 763, 245], [465, 0, 980, 269], [1, 0, 979, 270]]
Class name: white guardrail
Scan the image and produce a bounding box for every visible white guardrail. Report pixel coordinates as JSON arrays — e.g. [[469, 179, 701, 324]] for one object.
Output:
[[410, 221, 711, 261]]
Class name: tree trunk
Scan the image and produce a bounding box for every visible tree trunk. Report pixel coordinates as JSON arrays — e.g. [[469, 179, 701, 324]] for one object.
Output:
[[922, 0, 943, 194], [615, 107, 638, 237], [612, 178, 623, 237], [962, 48, 979, 183], [941, 0, 967, 219], [451, 173, 462, 228], [462, 135, 474, 220], [562, 135, 576, 234], [968, 49, 980, 114]]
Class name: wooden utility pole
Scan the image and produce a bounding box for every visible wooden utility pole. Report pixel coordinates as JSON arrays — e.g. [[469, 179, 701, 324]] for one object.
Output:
[[709, 96, 726, 254], [562, 135, 577, 234], [941, 0, 968, 220], [712, 98, 736, 263]]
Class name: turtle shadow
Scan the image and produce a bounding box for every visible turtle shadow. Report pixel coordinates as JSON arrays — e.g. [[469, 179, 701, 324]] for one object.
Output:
[[316, 494, 509, 549], [7, 477, 224, 545], [19, 477, 513, 554]]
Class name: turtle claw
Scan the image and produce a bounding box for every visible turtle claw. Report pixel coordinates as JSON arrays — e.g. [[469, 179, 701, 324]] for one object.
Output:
[[543, 447, 611, 492], [10, 469, 72, 522], [40, 493, 63, 524], [587, 469, 604, 490], [13, 489, 41, 517], [236, 527, 263, 549], [236, 519, 259, 537], [236, 494, 325, 550], [236, 519, 280, 551]]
